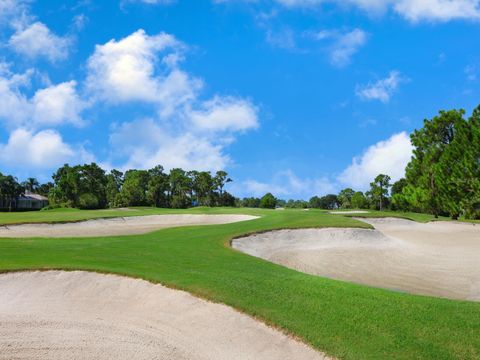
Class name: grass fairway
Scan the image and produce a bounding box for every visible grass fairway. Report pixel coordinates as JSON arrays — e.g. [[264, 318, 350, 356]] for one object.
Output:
[[1, 208, 479, 359]]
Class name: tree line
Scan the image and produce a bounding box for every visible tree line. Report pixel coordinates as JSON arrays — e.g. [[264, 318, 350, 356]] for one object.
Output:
[[47, 164, 236, 209], [2, 105, 479, 217]]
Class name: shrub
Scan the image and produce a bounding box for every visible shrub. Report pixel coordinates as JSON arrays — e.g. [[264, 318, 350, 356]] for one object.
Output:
[[259, 193, 277, 209], [78, 193, 100, 209]]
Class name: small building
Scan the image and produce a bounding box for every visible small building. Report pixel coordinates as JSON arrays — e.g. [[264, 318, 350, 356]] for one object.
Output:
[[16, 191, 49, 210]]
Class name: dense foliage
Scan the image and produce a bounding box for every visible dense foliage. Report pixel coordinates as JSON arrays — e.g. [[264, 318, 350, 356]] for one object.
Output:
[[333, 106, 480, 219], [48, 164, 236, 209]]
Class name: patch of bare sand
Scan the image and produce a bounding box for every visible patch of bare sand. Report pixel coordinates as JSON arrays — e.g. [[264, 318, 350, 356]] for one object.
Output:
[[0, 271, 327, 360], [232, 218, 480, 301], [0, 214, 258, 238]]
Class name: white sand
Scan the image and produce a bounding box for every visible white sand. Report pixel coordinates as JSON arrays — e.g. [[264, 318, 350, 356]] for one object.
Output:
[[232, 218, 480, 301], [0, 271, 327, 360], [0, 214, 258, 238]]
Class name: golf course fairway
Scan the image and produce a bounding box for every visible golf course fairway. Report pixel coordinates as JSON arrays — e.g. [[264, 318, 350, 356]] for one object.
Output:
[[0, 207, 479, 359]]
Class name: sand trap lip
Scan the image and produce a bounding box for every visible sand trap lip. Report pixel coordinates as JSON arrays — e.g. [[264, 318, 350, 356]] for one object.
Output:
[[0, 214, 258, 238], [0, 271, 327, 360], [232, 218, 480, 301]]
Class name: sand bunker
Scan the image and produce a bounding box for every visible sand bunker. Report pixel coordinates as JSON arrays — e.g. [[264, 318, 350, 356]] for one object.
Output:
[[0, 271, 327, 360], [0, 214, 258, 238], [232, 218, 480, 301]]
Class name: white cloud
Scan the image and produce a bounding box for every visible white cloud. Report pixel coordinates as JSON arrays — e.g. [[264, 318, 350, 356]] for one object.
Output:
[[109, 118, 229, 171], [310, 28, 368, 67], [92, 30, 260, 172], [188, 96, 259, 132], [0, 128, 93, 169], [329, 29, 367, 67], [0, 67, 32, 127], [0, 68, 85, 129], [86, 29, 201, 115], [32, 81, 85, 127], [229, 0, 480, 22], [339, 132, 413, 190], [355, 71, 405, 103], [9, 22, 71, 62], [394, 0, 480, 22], [239, 170, 336, 198]]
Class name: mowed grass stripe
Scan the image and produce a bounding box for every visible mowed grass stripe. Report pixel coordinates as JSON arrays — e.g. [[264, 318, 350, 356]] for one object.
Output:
[[0, 208, 479, 359]]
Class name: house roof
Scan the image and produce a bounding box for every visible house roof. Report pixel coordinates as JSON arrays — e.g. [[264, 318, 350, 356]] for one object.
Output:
[[19, 193, 48, 201]]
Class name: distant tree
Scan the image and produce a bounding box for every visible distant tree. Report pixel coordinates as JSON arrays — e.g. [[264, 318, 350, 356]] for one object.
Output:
[[242, 197, 261, 208], [0, 173, 22, 211], [437, 106, 480, 219], [405, 109, 465, 217], [78, 163, 107, 208], [37, 182, 54, 197], [219, 192, 236, 207], [147, 166, 169, 207], [169, 168, 191, 208], [285, 199, 308, 208], [368, 174, 391, 211], [119, 170, 149, 206], [319, 194, 339, 210], [22, 177, 39, 192], [106, 169, 124, 208], [338, 188, 355, 209], [390, 178, 409, 211], [309, 196, 322, 209], [214, 171, 232, 198], [259, 193, 277, 209], [351, 191, 368, 209], [194, 171, 214, 206], [276, 199, 287, 208]]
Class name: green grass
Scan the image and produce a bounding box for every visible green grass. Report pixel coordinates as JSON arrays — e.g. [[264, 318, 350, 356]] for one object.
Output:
[[1, 207, 479, 359], [330, 209, 451, 223], [0, 206, 259, 225]]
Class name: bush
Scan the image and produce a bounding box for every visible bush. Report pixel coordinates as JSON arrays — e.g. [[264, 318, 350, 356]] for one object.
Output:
[[259, 193, 277, 209], [171, 194, 191, 209], [78, 193, 100, 209]]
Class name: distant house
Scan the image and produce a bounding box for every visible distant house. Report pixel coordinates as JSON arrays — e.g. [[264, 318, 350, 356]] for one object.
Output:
[[0, 191, 49, 211]]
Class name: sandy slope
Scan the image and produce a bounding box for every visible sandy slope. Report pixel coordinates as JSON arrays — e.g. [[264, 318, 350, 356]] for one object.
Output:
[[0, 271, 327, 360], [232, 218, 480, 301], [0, 214, 258, 238]]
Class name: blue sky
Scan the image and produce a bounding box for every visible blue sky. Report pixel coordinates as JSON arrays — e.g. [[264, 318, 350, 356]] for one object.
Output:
[[1, 0, 480, 199]]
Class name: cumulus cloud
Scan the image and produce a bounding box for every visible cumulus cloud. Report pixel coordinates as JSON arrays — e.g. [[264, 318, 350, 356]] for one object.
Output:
[[86, 29, 201, 115], [9, 22, 71, 62], [188, 96, 259, 132], [338, 132, 413, 190], [86, 29, 260, 172], [0, 68, 85, 129], [0, 67, 32, 127], [0, 128, 93, 169], [239, 170, 336, 198], [109, 118, 230, 171], [355, 71, 405, 103], [32, 81, 85, 127]]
